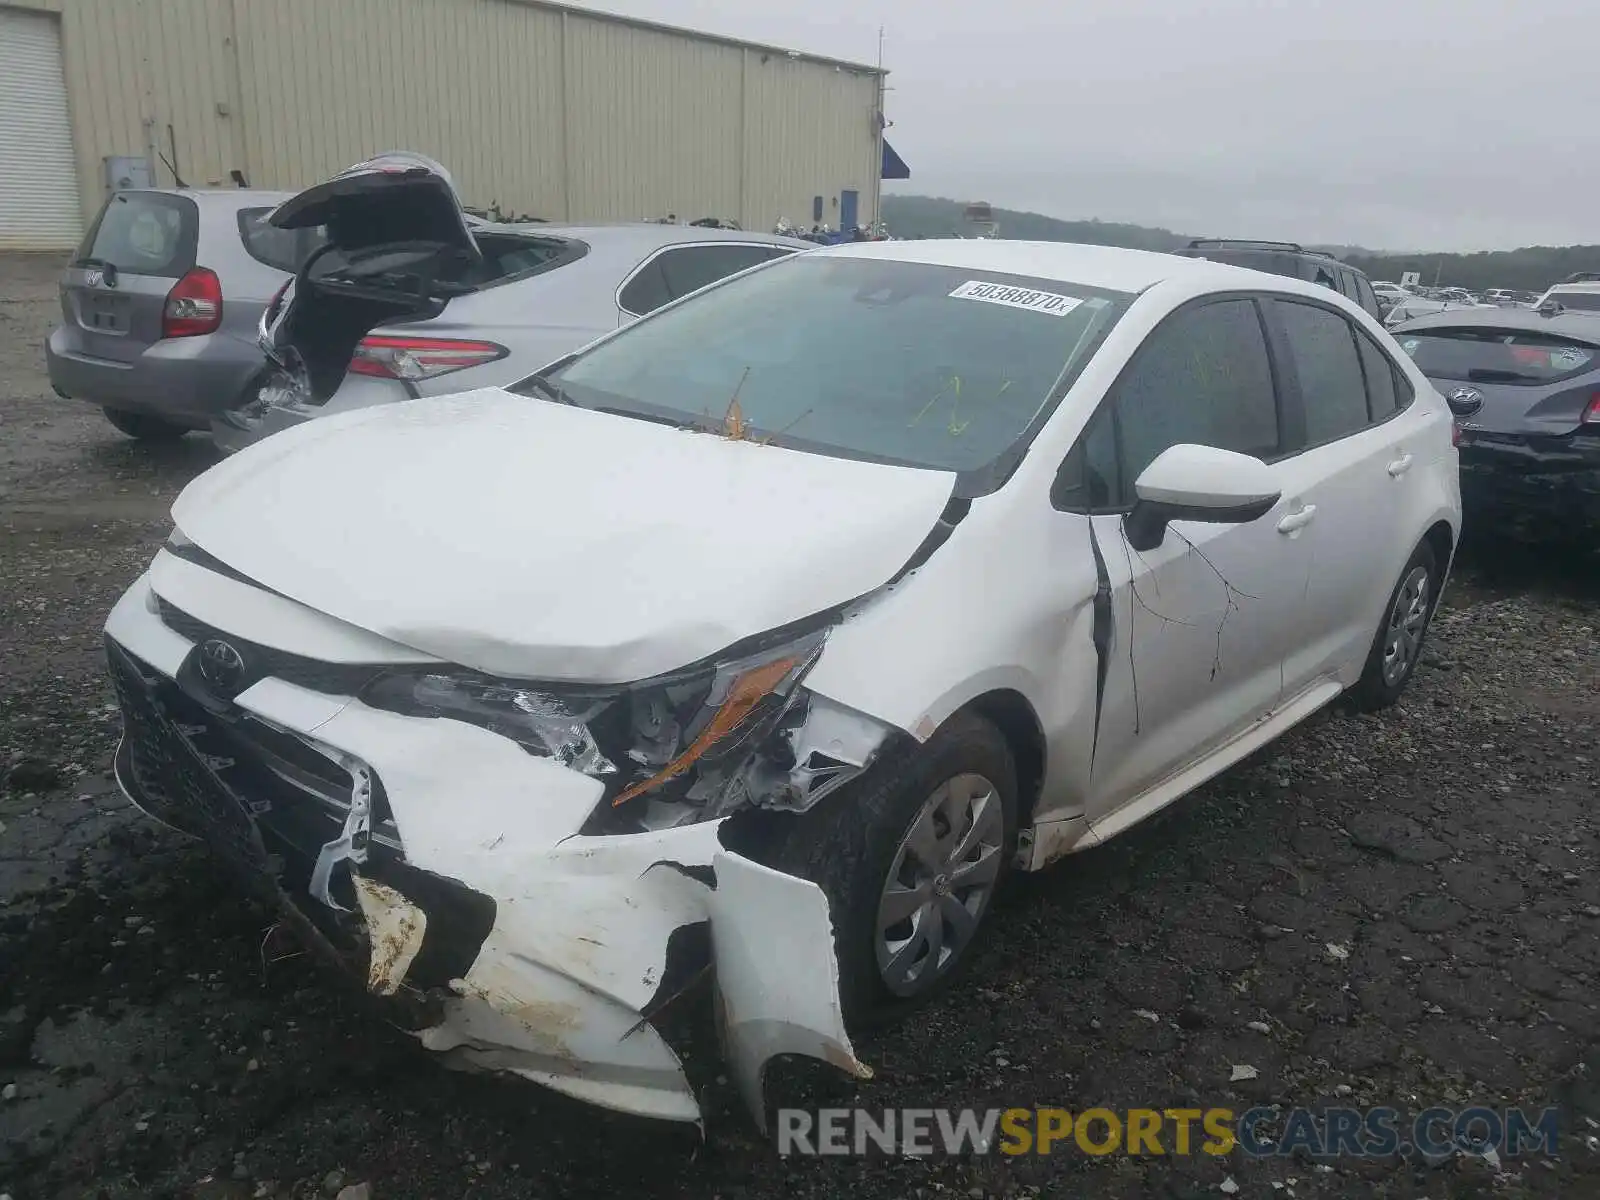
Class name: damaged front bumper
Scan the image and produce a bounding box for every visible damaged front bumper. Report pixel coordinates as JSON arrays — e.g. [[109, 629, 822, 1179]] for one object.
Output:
[[104, 575, 870, 1127]]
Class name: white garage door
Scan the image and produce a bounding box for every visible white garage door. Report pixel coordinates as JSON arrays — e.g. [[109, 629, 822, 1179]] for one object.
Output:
[[0, 8, 84, 250]]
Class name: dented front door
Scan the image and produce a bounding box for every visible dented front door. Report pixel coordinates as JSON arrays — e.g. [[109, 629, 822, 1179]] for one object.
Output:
[[1085, 497, 1302, 818]]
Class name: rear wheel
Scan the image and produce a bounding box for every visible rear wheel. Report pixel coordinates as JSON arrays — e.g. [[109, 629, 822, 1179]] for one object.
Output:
[[1348, 540, 1439, 711], [102, 408, 187, 441], [770, 711, 1018, 1028]]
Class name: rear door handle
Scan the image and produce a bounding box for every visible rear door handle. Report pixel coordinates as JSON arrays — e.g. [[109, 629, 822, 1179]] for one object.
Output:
[[1387, 452, 1415, 477], [1277, 505, 1317, 534]]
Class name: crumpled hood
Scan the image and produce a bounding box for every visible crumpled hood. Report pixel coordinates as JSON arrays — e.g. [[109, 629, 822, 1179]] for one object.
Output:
[[172, 389, 957, 683]]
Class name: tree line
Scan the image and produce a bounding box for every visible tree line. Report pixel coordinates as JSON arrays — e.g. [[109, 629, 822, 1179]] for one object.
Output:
[[881, 196, 1598, 291]]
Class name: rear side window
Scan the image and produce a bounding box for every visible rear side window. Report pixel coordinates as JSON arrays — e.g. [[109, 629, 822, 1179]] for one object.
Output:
[[1395, 326, 1600, 384], [618, 260, 670, 316], [620, 243, 794, 316], [1074, 298, 1280, 508], [659, 244, 788, 301], [76, 192, 197, 277], [237, 207, 324, 272], [1276, 300, 1370, 444]]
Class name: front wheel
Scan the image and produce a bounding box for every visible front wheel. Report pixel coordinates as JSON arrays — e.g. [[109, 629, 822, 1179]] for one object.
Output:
[[1348, 540, 1440, 711], [770, 711, 1018, 1028], [102, 408, 187, 441]]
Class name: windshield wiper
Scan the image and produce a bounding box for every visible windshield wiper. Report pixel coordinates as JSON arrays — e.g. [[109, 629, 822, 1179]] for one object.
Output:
[[519, 372, 575, 405], [592, 405, 698, 430]]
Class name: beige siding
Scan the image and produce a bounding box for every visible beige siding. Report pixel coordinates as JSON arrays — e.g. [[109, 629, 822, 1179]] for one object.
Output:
[[32, 0, 883, 233]]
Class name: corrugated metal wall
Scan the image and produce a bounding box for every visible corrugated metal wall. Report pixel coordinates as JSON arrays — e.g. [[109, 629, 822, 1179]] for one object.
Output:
[[9, 0, 881, 236]]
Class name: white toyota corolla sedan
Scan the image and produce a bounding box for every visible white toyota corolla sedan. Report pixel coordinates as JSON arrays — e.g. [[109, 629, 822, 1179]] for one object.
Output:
[[104, 238, 1460, 1129]]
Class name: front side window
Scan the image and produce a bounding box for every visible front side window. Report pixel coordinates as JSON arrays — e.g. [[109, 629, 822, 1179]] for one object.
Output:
[[1395, 326, 1600, 384], [1058, 298, 1281, 510], [540, 255, 1131, 485], [1276, 300, 1370, 444]]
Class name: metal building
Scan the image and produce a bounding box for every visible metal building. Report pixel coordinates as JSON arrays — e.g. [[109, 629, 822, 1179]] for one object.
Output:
[[0, 0, 910, 250]]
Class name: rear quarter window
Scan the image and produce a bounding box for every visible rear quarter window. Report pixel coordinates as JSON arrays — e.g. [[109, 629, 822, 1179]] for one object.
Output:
[[77, 191, 197, 278]]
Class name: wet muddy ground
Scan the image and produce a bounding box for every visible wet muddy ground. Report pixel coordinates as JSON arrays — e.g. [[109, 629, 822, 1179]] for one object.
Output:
[[3, 251, 1599, 1199]]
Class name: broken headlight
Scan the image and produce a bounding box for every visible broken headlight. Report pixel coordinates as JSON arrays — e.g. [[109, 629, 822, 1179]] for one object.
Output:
[[358, 628, 827, 818]]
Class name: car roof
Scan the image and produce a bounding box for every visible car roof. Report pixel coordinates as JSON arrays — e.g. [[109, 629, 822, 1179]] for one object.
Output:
[[113, 187, 297, 207], [468, 220, 812, 252], [811, 238, 1320, 296], [1394, 306, 1600, 340]]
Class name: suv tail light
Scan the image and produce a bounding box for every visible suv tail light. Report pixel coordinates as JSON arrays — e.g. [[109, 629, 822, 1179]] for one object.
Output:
[[162, 268, 223, 338], [349, 335, 509, 382], [1583, 393, 1600, 424]]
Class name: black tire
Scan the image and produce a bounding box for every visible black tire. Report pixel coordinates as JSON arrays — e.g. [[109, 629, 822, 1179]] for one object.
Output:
[[1348, 539, 1440, 712], [769, 710, 1018, 1028], [102, 408, 187, 441]]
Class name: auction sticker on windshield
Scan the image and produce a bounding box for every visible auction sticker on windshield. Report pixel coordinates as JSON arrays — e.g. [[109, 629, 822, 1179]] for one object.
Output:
[[949, 280, 1083, 317]]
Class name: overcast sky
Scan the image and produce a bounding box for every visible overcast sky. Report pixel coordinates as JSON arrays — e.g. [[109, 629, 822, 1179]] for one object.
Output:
[[607, 0, 1596, 252]]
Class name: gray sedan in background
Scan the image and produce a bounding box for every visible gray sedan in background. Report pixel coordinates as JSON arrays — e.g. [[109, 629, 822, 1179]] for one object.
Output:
[[1392, 305, 1600, 536], [46, 188, 312, 440], [214, 164, 810, 454]]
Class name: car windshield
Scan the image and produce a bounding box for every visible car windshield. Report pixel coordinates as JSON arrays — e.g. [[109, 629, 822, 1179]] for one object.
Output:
[[1396, 326, 1600, 384], [532, 255, 1130, 486]]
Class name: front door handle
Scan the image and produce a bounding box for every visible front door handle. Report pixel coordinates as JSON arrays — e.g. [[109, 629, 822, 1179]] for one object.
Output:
[[1277, 504, 1317, 534], [1387, 452, 1415, 477]]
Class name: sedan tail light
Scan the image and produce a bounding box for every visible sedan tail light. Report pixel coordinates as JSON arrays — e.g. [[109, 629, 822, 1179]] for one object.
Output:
[[162, 268, 223, 338], [348, 335, 508, 382], [1583, 393, 1600, 424]]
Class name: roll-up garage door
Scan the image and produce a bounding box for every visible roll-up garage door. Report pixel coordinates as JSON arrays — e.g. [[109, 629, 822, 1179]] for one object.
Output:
[[0, 8, 84, 250]]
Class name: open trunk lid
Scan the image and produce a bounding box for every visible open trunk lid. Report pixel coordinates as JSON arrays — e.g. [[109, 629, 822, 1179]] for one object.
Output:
[[258, 153, 486, 403]]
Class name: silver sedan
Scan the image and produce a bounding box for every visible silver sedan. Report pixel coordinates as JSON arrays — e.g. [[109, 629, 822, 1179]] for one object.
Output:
[[213, 161, 809, 453]]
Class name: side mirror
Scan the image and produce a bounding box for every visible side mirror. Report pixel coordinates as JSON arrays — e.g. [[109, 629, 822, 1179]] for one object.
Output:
[[1124, 444, 1281, 551]]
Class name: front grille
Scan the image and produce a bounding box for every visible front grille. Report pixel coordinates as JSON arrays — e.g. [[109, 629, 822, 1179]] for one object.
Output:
[[109, 636, 391, 944], [156, 597, 387, 697], [109, 639, 272, 873], [109, 636, 498, 992]]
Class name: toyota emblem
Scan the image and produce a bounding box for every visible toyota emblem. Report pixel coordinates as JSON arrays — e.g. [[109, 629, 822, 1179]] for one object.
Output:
[[197, 639, 246, 694], [1446, 386, 1484, 416]]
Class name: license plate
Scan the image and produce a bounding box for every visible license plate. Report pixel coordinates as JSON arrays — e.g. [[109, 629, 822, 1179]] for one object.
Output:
[[84, 295, 128, 332]]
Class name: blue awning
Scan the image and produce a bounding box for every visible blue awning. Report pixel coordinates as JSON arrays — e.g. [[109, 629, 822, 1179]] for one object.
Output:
[[882, 139, 910, 180]]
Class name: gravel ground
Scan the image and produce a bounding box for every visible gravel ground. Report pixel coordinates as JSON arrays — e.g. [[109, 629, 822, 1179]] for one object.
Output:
[[3, 250, 1600, 1200]]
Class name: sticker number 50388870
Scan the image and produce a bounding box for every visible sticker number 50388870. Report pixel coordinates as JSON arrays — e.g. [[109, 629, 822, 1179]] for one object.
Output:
[[948, 280, 1084, 317]]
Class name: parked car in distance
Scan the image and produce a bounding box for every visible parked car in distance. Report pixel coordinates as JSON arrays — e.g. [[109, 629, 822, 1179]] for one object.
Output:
[[1383, 293, 1481, 328], [106, 237, 1459, 1129], [1392, 306, 1600, 537], [1173, 238, 1384, 318], [46, 188, 317, 440], [1533, 280, 1600, 313], [214, 155, 811, 453], [1372, 281, 1415, 314]]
